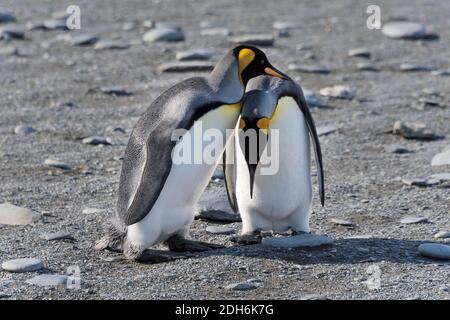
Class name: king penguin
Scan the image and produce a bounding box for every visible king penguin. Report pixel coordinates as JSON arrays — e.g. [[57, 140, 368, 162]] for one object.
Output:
[[223, 75, 324, 244], [95, 46, 289, 262]]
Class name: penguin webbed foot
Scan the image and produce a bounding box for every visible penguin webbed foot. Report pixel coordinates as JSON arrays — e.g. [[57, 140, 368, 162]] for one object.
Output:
[[231, 231, 262, 246], [136, 249, 194, 263], [167, 234, 225, 252]]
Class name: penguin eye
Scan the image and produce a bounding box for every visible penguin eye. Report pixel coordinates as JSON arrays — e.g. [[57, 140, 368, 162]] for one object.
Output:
[[260, 59, 265, 65]]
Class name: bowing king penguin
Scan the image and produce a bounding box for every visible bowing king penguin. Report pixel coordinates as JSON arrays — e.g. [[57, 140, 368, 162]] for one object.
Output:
[[95, 46, 289, 262]]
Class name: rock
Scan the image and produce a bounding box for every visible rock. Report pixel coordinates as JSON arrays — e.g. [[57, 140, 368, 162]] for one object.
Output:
[[200, 20, 226, 29], [356, 62, 378, 72], [43, 231, 73, 241], [26, 21, 47, 31], [400, 216, 428, 224], [94, 39, 130, 50], [0, 203, 41, 225], [201, 28, 230, 36], [26, 274, 69, 287], [0, 10, 16, 23], [429, 173, 450, 183], [176, 49, 214, 61], [418, 243, 450, 260], [2, 258, 43, 273], [206, 226, 235, 235], [158, 61, 214, 73], [68, 33, 99, 46], [142, 27, 185, 42], [434, 231, 450, 239], [382, 21, 435, 39], [195, 210, 241, 223], [331, 218, 353, 226], [82, 136, 112, 145], [44, 158, 71, 170], [303, 89, 327, 108], [288, 64, 331, 74], [384, 144, 410, 154], [399, 63, 433, 72], [317, 125, 338, 136], [431, 148, 450, 166], [431, 69, 450, 76], [402, 178, 440, 187], [300, 294, 330, 300], [230, 34, 274, 46], [226, 282, 257, 291], [319, 85, 354, 99], [0, 45, 17, 56], [43, 19, 68, 30], [348, 48, 371, 58], [0, 26, 25, 40], [14, 125, 36, 135], [82, 207, 105, 214], [100, 86, 132, 96], [262, 233, 333, 248], [393, 121, 440, 140]]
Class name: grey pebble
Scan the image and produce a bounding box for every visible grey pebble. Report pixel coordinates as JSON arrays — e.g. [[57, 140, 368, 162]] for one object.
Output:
[[43, 231, 74, 241], [26, 274, 69, 287], [288, 64, 331, 74], [262, 234, 334, 248], [402, 178, 440, 187], [317, 125, 338, 136], [382, 21, 435, 39], [0, 26, 25, 40], [142, 27, 185, 42], [206, 226, 235, 235], [418, 243, 450, 260], [1, 258, 44, 273], [82, 136, 112, 146], [201, 28, 230, 37], [43, 19, 68, 30], [331, 218, 353, 226], [158, 61, 214, 73], [348, 48, 371, 58], [0, 10, 17, 23], [384, 144, 410, 154], [434, 231, 450, 239], [400, 216, 428, 224], [100, 86, 132, 96], [176, 49, 214, 61], [226, 282, 257, 291], [431, 148, 450, 166], [0, 45, 18, 56], [0, 202, 41, 225], [431, 69, 450, 76], [356, 62, 378, 72], [393, 121, 440, 140], [319, 85, 355, 99], [195, 210, 241, 223], [69, 33, 99, 46], [200, 20, 226, 29], [14, 124, 36, 135], [44, 158, 71, 170], [300, 294, 330, 300], [399, 63, 433, 72], [303, 89, 327, 108], [94, 39, 130, 50], [230, 34, 274, 46]]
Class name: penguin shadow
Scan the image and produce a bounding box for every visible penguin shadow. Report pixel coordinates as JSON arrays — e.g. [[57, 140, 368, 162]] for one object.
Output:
[[194, 237, 441, 266]]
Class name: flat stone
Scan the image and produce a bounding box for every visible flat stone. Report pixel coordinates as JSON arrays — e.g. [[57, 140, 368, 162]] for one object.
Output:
[[0, 26, 25, 40], [356, 62, 379, 71], [176, 49, 214, 61], [94, 39, 130, 50], [418, 243, 450, 260], [400, 216, 428, 224], [142, 27, 185, 42], [26, 274, 68, 287], [431, 148, 450, 166], [195, 210, 241, 223], [402, 178, 440, 187], [26, 21, 47, 31], [230, 34, 274, 46], [44, 158, 71, 170], [434, 231, 450, 239], [429, 173, 450, 183], [317, 125, 338, 136], [331, 218, 353, 226], [158, 61, 214, 73], [272, 21, 301, 31], [262, 234, 333, 248], [201, 28, 230, 36], [384, 144, 410, 154], [0, 203, 41, 225], [348, 48, 371, 58], [100, 86, 132, 96], [1, 258, 43, 273], [43, 231, 73, 241], [393, 121, 440, 140], [431, 69, 450, 76], [69, 33, 99, 46], [14, 125, 36, 135], [0, 10, 17, 23], [382, 21, 433, 39], [200, 20, 226, 29], [399, 63, 433, 72], [288, 64, 331, 74], [206, 226, 235, 235], [82, 207, 105, 214], [300, 294, 330, 300], [226, 282, 257, 291], [43, 19, 68, 30], [319, 85, 355, 99], [82, 136, 112, 145], [0, 46, 17, 56]]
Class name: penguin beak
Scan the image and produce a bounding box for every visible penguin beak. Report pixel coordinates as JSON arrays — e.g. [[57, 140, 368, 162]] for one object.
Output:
[[264, 66, 290, 80]]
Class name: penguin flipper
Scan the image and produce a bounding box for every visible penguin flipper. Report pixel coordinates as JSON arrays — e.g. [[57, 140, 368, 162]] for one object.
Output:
[[223, 133, 239, 213], [294, 86, 325, 206]]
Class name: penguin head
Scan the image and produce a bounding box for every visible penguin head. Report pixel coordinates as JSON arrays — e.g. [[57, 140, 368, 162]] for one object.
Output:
[[232, 45, 290, 86]]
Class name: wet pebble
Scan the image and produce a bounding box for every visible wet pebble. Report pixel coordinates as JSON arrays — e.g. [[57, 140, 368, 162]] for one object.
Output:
[[402, 178, 440, 187], [0, 26, 25, 40], [303, 89, 327, 108], [431, 69, 450, 76], [2, 258, 44, 273], [43, 19, 68, 30], [399, 63, 433, 72], [418, 243, 450, 260]]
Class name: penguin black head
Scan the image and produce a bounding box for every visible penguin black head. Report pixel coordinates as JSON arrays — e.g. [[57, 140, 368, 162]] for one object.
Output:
[[232, 45, 291, 86]]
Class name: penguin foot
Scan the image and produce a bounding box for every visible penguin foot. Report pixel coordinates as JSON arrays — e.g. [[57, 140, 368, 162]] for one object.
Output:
[[167, 235, 225, 252], [230, 232, 262, 245], [136, 249, 194, 264]]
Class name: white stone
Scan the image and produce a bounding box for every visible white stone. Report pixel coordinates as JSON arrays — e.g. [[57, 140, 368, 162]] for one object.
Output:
[[431, 148, 450, 166], [2, 258, 43, 273], [26, 274, 69, 287], [0, 203, 40, 225], [400, 216, 428, 224]]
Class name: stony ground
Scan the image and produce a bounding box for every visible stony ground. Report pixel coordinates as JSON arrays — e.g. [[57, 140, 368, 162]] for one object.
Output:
[[0, 0, 449, 300]]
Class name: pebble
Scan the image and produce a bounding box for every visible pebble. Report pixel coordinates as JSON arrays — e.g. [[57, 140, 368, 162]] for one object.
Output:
[[43, 19, 68, 30], [52, 11, 70, 20], [330, 218, 353, 226], [300, 294, 330, 300], [226, 282, 257, 291], [82, 207, 105, 214], [0, 26, 25, 40], [201, 28, 230, 36], [230, 34, 274, 46], [431, 69, 450, 76], [0, 10, 16, 23], [1, 258, 44, 273], [100, 86, 132, 96], [142, 27, 185, 42], [14, 124, 36, 135], [69, 33, 99, 46], [262, 233, 333, 248], [384, 144, 410, 154], [418, 243, 450, 260], [94, 39, 130, 50], [399, 63, 433, 72], [319, 85, 355, 99], [26, 274, 69, 287], [288, 64, 331, 74], [43, 231, 73, 241], [429, 173, 450, 183], [195, 210, 241, 223], [356, 62, 378, 72], [0, 203, 41, 225], [176, 49, 214, 61], [44, 158, 71, 170], [272, 21, 301, 31], [382, 21, 434, 39], [206, 226, 235, 235], [434, 231, 450, 239], [393, 121, 439, 140], [317, 125, 338, 136], [431, 148, 450, 166], [302, 89, 326, 108], [158, 61, 214, 73], [348, 48, 371, 58], [400, 216, 428, 224], [0, 46, 17, 56], [200, 20, 226, 29], [402, 178, 440, 187], [82, 136, 112, 146]]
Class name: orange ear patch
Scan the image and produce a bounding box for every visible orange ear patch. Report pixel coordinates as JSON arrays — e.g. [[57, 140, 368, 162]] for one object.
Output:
[[257, 117, 270, 135], [239, 118, 246, 129]]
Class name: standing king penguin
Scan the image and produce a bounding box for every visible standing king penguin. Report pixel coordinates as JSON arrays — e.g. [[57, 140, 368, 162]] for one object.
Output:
[[95, 46, 289, 262], [224, 75, 324, 244]]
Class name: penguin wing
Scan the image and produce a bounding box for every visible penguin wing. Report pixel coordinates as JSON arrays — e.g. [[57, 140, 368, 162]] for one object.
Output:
[[223, 132, 239, 213], [293, 86, 325, 206]]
